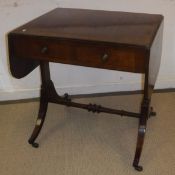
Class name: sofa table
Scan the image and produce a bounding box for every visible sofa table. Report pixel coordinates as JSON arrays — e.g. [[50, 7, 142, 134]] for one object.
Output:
[[8, 8, 163, 171]]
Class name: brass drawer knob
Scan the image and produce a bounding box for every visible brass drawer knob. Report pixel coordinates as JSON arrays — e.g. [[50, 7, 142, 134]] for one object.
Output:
[[101, 53, 109, 62], [41, 46, 48, 54]]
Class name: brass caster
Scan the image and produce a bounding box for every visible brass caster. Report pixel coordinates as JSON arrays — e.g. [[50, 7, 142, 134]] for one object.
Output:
[[133, 165, 143, 171], [28, 140, 39, 148], [32, 142, 39, 148]]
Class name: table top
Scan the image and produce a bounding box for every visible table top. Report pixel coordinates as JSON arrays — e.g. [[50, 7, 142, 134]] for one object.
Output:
[[11, 8, 163, 48], [8, 8, 163, 79]]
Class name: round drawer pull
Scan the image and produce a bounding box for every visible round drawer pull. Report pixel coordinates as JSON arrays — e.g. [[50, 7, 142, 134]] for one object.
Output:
[[101, 53, 109, 62], [41, 46, 48, 54]]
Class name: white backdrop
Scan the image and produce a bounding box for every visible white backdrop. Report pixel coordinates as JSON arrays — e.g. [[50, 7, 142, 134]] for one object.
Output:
[[0, 0, 175, 101]]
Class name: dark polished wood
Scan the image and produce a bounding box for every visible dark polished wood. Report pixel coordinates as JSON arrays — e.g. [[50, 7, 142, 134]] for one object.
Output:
[[8, 8, 163, 171], [10, 35, 148, 73], [28, 62, 49, 148], [8, 8, 163, 78]]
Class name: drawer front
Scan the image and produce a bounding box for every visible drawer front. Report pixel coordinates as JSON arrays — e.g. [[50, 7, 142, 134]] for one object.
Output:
[[13, 36, 148, 73]]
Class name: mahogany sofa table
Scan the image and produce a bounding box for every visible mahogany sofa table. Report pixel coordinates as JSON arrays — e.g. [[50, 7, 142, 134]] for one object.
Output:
[[8, 8, 163, 171]]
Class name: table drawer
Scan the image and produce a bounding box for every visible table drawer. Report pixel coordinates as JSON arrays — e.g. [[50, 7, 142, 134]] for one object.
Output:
[[13, 36, 147, 73]]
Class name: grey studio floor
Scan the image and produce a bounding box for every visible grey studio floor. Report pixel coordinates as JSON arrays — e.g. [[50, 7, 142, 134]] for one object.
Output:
[[0, 92, 175, 175]]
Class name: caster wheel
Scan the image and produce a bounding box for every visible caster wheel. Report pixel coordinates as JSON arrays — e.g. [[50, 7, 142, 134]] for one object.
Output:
[[32, 142, 39, 148], [134, 165, 143, 171], [28, 140, 39, 148]]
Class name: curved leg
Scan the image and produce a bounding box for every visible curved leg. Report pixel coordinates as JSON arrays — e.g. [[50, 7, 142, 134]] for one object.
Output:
[[133, 99, 149, 171], [28, 61, 50, 148], [28, 88, 48, 148], [133, 124, 146, 171]]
